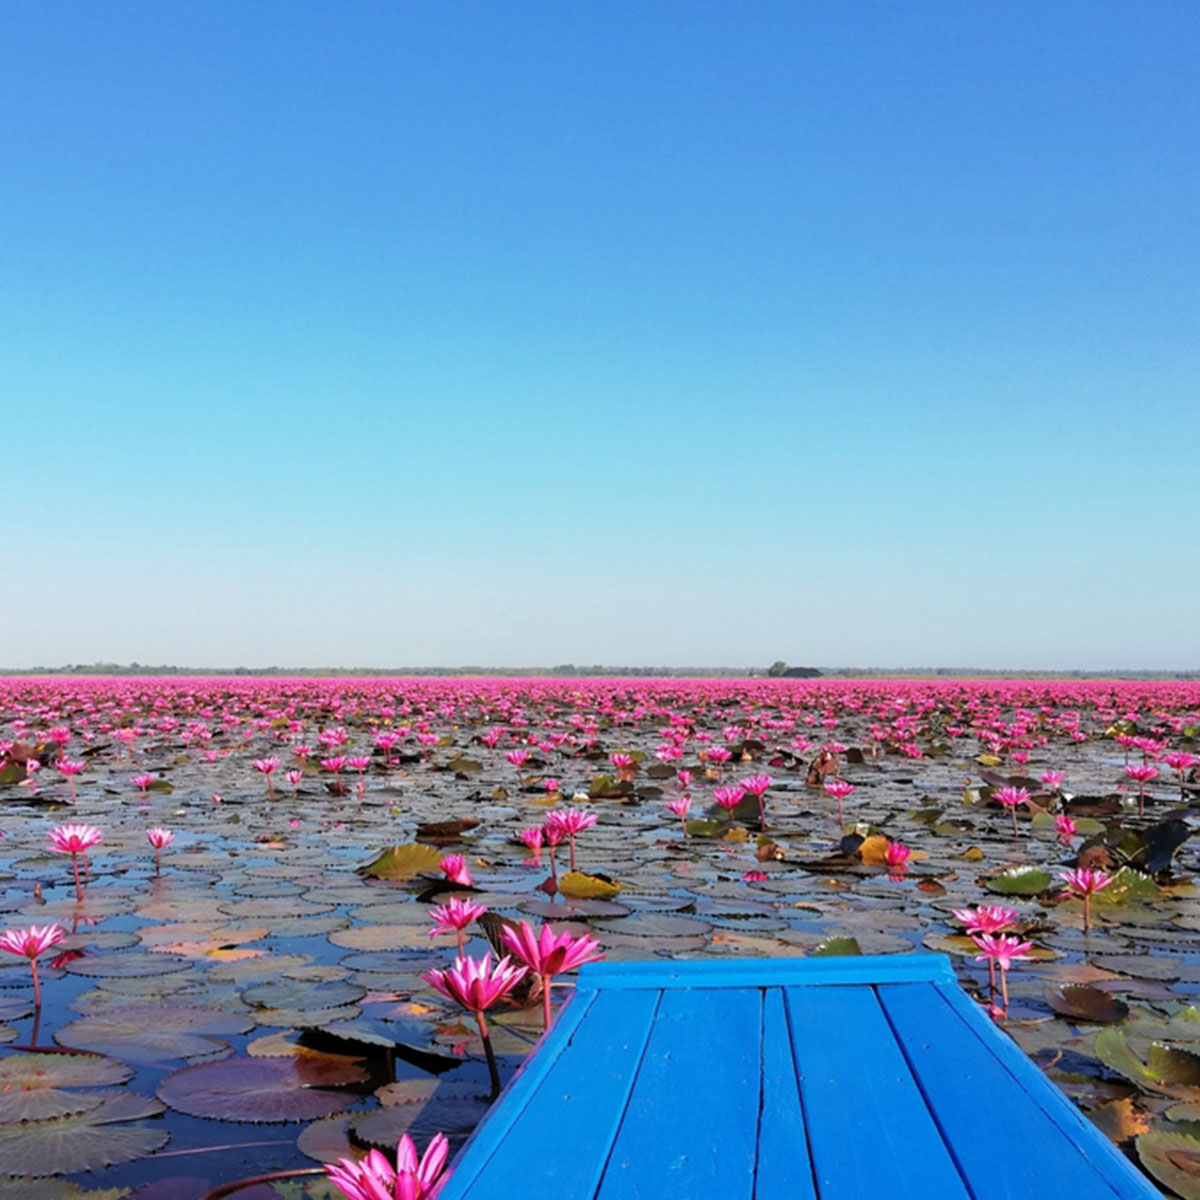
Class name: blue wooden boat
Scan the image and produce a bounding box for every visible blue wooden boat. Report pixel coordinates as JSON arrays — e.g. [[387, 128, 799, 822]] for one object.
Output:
[[437, 954, 1157, 1199]]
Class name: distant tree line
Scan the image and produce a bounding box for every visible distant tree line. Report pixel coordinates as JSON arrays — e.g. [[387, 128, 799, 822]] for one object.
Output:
[[1, 663, 1195, 680]]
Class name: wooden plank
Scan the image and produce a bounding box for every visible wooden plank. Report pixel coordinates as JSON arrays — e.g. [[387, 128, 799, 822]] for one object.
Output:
[[578, 954, 954, 991], [438, 988, 657, 1200], [754, 987, 817, 1200], [786, 983, 971, 1200], [597, 986, 762, 1200], [879, 982, 1158, 1200]]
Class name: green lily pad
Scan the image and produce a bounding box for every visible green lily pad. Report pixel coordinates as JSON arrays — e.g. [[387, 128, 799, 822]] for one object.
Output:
[[812, 936, 861, 957], [1137, 1129, 1200, 1198], [1045, 986, 1129, 1025], [986, 867, 1053, 896], [358, 844, 444, 881]]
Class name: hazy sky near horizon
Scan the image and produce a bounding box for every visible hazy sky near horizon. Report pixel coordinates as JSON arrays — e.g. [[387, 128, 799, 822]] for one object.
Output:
[[3, 2, 1198, 670]]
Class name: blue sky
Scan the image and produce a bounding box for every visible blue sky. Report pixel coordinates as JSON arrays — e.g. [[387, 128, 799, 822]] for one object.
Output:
[[3, 2, 1197, 669]]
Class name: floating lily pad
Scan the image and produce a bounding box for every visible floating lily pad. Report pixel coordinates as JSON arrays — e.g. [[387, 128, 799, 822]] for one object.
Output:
[[359, 845, 444, 881], [0, 1090, 167, 1176], [1045, 985, 1130, 1025], [0, 1182, 132, 1200], [0, 1052, 131, 1122], [55, 1005, 256, 1063], [352, 1079, 490, 1147], [986, 867, 1053, 896], [558, 871, 621, 899], [812, 936, 862, 957], [64, 952, 192, 979], [157, 1056, 366, 1123], [1137, 1129, 1200, 1198]]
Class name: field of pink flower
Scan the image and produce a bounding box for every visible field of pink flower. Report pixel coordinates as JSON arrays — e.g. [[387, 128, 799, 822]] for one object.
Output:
[[1, 676, 1199, 1198]]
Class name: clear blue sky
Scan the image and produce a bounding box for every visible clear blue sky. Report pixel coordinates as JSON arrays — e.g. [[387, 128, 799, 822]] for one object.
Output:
[[3, 2, 1197, 670]]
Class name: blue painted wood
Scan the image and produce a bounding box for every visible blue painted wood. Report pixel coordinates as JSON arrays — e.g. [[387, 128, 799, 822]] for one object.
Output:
[[754, 987, 817, 1200], [435, 956, 1161, 1200], [785, 983, 971, 1200], [920, 982, 1156, 1200], [879, 981, 1133, 1199], [577, 953, 955, 991], [438, 988, 657, 1200], [596, 986, 761, 1200]]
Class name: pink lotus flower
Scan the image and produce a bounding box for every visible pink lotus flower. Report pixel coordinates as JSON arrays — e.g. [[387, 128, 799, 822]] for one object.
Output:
[[823, 778, 855, 826], [327, 1132, 450, 1200], [1124, 763, 1158, 816], [885, 841, 911, 871], [440, 854, 473, 888], [545, 808, 597, 871], [49, 823, 102, 900], [971, 932, 1034, 1013], [285, 768, 303, 791], [321, 755, 348, 774], [742, 870, 769, 883], [56, 757, 85, 801], [609, 753, 634, 768], [1060, 867, 1114, 933], [666, 795, 691, 833], [992, 785, 1030, 839], [1055, 814, 1077, 845], [706, 746, 733, 768], [740, 774, 772, 825], [130, 772, 156, 792], [1039, 769, 1066, 790], [519, 826, 544, 856], [346, 756, 371, 774], [146, 827, 174, 875], [500, 920, 604, 1028], [951, 905, 1019, 935], [0, 923, 65, 1008], [253, 756, 280, 798], [713, 784, 744, 813], [428, 896, 488, 953], [423, 953, 527, 1097]]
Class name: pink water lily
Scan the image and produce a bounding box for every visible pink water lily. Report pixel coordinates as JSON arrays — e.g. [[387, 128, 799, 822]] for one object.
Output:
[[823, 778, 854, 826], [0, 923, 66, 1009], [146, 827, 174, 875], [500, 920, 604, 1028], [972, 932, 1034, 1014], [423, 952, 526, 1097], [992, 785, 1029, 839], [1060, 867, 1114, 932], [48, 824, 103, 900], [1124, 763, 1158, 816], [427, 896, 488, 954], [327, 1132, 450, 1200], [544, 808, 597, 871], [666, 794, 691, 833]]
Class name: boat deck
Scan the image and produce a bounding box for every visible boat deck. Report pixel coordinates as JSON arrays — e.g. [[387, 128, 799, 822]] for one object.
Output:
[[437, 955, 1156, 1199]]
